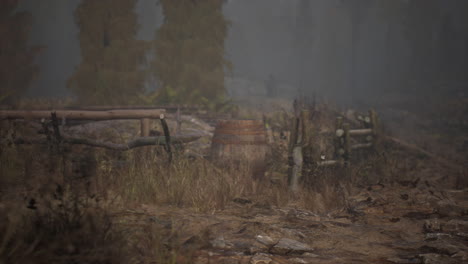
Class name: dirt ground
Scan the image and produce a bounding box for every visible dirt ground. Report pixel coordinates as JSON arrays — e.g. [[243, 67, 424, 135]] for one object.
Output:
[[1, 94, 467, 264]]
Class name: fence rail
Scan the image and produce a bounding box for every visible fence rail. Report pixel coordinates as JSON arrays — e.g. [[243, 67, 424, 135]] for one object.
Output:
[[0, 107, 203, 155]]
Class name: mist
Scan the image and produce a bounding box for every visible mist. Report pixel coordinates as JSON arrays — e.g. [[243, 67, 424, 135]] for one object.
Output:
[[2, 1, 468, 262], [14, 0, 468, 107]]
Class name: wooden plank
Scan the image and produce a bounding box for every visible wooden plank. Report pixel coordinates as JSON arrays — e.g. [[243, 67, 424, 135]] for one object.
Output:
[[317, 160, 344, 167], [64, 104, 201, 111], [350, 142, 373, 150], [349, 128, 373, 136], [0, 109, 166, 120]]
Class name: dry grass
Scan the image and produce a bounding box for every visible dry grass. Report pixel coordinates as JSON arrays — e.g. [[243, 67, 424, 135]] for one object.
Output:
[[100, 148, 290, 212], [0, 189, 129, 264], [2, 98, 457, 263]]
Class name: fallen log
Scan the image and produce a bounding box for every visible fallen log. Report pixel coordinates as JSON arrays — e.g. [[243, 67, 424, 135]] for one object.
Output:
[[12, 133, 202, 151], [63, 104, 202, 111], [0, 109, 166, 120]]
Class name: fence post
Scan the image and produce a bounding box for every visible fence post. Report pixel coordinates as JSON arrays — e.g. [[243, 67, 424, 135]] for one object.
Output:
[[140, 118, 150, 137], [343, 123, 351, 165], [288, 115, 302, 192], [176, 105, 181, 135], [264, 114, 274, 144], [159, 114, 172, 163], [369, 109, 380, 151], [334, 116, 344, 160], [301, 110, 314, 185]]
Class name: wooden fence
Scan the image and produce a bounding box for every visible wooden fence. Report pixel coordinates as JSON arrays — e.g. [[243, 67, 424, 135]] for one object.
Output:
[[0, 108, 201, 152], [288, 108, 380, 191]]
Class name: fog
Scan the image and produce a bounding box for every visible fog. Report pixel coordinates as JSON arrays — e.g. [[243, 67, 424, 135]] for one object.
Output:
[[14, 0, 468, 106]]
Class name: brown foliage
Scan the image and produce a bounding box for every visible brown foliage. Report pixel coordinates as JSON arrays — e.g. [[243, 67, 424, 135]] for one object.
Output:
[[67, 0, 148, 105], [152, 0, 231, 104]]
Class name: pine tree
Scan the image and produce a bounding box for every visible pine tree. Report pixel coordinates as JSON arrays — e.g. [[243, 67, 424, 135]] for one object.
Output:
[[152, 0, 230, 105], [68, 0, 148, 105], [0, 0, 41, 103]]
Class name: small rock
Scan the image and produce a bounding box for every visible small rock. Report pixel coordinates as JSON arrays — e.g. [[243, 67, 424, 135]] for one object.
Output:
[[387, 257, 421, 264], [220, 258, 241, 264], [452, 250, 468, 261], [424, 233, 452, 240], [400, 193, 409, 200], [250, 253, 272, 264], [256, 235, 276, 247], [435, 203, 468, 217], [248, 246, 264, 255], [233, 197, 252, 205], [230, 240, 250, 250], [302, 252, 319, 258], [367, 183, 384, 191], [421, 240, 462, 256], [289, 258, 308, 263], [270, 238, 313, 255], [418, 253, 459, 264], [424, 219, 441, 233], [455, 232, 468, 239], [183, 235, 209, 251], [210, 236, 227, 249], [443, 219, 468, 233]]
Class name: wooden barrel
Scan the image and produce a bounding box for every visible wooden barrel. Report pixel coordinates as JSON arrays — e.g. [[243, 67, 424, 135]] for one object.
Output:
[[211, 120, 268, 178]]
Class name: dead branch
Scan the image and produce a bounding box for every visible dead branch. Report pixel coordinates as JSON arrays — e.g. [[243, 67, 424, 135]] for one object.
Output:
[[12, 133, 202, 151], [384, 136, 462, 171], [159, 116, 172, 162]]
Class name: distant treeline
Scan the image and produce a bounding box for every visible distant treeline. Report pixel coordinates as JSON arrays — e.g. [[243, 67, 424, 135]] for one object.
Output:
[[1, 0, 468, 105], [1, 0, 229, 106]]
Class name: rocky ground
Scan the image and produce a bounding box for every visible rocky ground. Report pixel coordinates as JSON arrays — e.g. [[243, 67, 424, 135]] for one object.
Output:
[[118, 94, 468, 264], [119, 179, 468, 264]]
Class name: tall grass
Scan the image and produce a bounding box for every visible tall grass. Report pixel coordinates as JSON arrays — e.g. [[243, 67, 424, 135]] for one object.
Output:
[[1, 99, 427, 263], [104, 149, 290, 212]]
